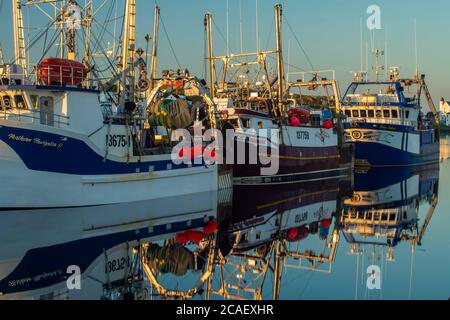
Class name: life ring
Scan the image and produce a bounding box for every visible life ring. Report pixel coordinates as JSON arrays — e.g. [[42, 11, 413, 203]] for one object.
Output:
[[351, 130, 363, 140]]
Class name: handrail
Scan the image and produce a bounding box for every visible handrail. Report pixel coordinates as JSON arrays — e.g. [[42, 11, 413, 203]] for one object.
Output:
[[0, 107, 70, 128], [343, 117, 418, 127], [0, 63, 95, 88]]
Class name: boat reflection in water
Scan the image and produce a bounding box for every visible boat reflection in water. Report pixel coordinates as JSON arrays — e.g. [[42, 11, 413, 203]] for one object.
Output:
[[0, 165, 439, 300], [0, 191, 220, 300], [340, 166, 439, 299], [205, 176, 352, 300], [342, 167, 439, 261]]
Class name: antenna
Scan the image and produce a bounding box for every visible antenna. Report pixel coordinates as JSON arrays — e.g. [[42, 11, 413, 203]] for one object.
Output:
[[256, 0, 259, 53], [385, 25, 388, 79], [226, 0, 229, 55], [414, 19, 419, 77], [360, 17, 363, 73], [372, 48, 384, 82], [240, 0, 243, 53]]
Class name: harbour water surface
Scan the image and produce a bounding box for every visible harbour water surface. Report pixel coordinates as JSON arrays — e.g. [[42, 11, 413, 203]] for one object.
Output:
[[1, 136, 450, 300]]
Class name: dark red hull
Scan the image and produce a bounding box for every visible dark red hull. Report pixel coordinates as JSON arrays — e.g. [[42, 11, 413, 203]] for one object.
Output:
[[231, 142, 353, 185]]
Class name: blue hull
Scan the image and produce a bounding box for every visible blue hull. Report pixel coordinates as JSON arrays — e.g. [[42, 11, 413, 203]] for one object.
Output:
[[354, 141, 439, 167]]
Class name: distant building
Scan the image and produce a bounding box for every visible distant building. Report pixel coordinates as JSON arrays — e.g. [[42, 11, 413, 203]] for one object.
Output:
[[439, 98, 450, 114], [440, 98, 450, 127]]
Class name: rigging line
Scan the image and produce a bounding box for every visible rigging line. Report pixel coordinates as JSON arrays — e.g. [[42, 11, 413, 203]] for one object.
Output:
[[284, 15, 315, 71], [88, 26, 121, 78], [212, 17, 234, 55], [89, 5, 116, 57], [297, 270, 315, 299], [266, 55, 307, 72], [159, 14, 182, 69], [263, 18, 275, 52]]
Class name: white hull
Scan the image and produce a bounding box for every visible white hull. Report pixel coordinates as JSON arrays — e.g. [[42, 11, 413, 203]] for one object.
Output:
[[0, 191, 219, 299], [0, 128, 218, 209]]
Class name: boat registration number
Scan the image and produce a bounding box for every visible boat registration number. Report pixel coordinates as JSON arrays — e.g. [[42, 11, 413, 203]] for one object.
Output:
[[297, 131, 310, 140], [106, 134, 131, 147], [105, 257, 129, 274]]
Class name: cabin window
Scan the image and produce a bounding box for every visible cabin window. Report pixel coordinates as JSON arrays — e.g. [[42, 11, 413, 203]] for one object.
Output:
[[242, 119, 250, 128], [39, 96, 54, 126], [14, 95, 27, 109], [256, 231, 261, 240], [258, 121, 263, 129], [368, 110, 375, 118], [383, 110, 390, 118], [391, 109, 399, 118], [1, 95, 12, 110], [360, 110, 367, 118], [352, 110, 359, 118], [344, 110, 351, 117], [405, 110, 410, 119], [30, 95, 39, 109], [376, 110, 382, 118], [310, 115, 321, 126], [240, 233, 249, 244]]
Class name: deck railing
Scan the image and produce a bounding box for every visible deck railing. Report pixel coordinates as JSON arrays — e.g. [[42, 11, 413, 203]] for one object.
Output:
[[343, 117, 418, 128], [0, 63, 94, 88], [0, 107, 70, 128]]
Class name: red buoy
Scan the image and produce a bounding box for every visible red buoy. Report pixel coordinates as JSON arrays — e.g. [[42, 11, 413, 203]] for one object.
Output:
[[287, 228, 299, 242], [203, 220, 218, 234], [290, 116, 300, 127], [324, 120, 334, 129], [321, 219, 332, 229], [204, 148, 217, 162], [186, 230, 205, 244], [38, 58, 88, 86], [176, 232, 189, 244]]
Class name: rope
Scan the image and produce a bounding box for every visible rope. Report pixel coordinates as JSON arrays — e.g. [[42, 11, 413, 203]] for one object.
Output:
[[284, 15, 315, 71], [212, 17, 234, 55], [160, 15, 182, 70]]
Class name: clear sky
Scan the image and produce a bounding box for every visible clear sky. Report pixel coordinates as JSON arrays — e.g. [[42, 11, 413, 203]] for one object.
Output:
[[1, 0, 449, 102]]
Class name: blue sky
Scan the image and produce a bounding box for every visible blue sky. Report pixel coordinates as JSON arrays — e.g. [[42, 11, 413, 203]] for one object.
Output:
[[1, 0, 449, 101]]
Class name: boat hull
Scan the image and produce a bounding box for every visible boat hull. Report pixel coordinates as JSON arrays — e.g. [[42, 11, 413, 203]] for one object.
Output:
[[228, 126, 353, 185], [0, 191, 218, 298], [344, 124, 439, 168], [0, 122, 218, 209]]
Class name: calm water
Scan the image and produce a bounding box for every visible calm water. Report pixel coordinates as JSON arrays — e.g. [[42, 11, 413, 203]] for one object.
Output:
[[1, 137, 450, 300]]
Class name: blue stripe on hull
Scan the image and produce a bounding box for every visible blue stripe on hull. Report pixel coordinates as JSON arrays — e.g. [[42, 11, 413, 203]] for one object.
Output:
[[0, 126, 203, 175], [354, 141, 439, 167], [0, 216, 210, 294]]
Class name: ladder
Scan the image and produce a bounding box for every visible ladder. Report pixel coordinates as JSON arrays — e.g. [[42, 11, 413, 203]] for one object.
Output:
[[12, 0, 27, 69]]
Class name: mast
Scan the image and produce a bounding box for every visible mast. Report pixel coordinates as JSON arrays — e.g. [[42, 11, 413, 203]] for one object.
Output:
[[12, 0, 27, 69], [150, 5, 160, 89], [83, 2, 93, 65], [122, 0, 137, 78], [205, 12, 215, 98], [120, 0, 137, 104], [274, 3, 285, 116]]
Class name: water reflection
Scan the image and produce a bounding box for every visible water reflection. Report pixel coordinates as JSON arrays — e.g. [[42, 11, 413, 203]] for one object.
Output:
[[441, 134, 450, 161], [0, 163, 444, 300]]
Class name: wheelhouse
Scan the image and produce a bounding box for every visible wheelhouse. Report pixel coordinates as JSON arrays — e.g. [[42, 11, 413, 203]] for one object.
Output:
[[341, 81, 421, 128]]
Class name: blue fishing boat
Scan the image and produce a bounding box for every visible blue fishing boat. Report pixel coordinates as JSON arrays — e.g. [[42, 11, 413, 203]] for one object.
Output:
[[341, 69, 440, 168]]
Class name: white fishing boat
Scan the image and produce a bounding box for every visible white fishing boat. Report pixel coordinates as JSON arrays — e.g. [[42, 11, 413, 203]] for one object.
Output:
[[0, 1, 219, 210], [0, 190, 220, 300]]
